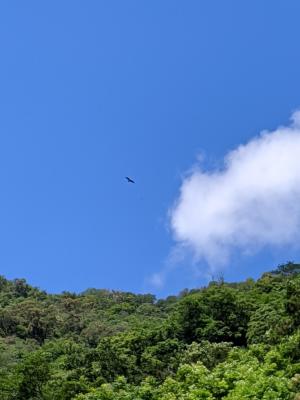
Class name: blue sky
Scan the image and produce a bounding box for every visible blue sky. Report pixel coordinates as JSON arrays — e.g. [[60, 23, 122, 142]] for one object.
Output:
[[1, 1, 300, 296]]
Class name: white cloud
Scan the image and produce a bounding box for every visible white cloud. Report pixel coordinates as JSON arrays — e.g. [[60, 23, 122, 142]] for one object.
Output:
[[148, 272, 165, 289], [170, 110, 300, 266]]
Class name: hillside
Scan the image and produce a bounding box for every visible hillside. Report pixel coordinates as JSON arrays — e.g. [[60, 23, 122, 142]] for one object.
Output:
[[0, 263, 300, 399]]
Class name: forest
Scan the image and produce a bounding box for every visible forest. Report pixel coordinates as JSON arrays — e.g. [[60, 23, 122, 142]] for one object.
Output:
[[0, 262, 300, 399]]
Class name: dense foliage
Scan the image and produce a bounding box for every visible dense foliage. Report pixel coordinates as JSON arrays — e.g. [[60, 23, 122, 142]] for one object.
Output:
[[0, 262, 300, 399]]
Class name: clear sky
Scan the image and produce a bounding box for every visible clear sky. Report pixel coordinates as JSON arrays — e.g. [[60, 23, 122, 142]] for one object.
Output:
[[1, 1, 300, 296]]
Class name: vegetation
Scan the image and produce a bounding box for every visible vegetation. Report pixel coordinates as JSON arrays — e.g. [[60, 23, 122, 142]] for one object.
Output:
[[0, 262, 300, 399]]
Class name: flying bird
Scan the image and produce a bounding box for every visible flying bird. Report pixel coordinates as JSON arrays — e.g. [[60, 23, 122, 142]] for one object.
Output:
[[125, 176, 135, 183]]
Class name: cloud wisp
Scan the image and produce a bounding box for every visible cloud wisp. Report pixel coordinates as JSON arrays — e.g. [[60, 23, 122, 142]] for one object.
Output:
[[170, 111, 300, 266]]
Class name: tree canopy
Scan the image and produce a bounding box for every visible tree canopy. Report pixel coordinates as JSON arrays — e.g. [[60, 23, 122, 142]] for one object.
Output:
[[0, 263, 300, 399]]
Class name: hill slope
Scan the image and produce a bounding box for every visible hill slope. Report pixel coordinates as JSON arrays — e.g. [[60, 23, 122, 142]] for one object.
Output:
[[0, 263, 300, 399]]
